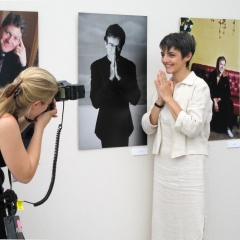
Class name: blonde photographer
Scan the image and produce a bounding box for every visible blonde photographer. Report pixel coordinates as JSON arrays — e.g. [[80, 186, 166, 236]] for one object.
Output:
[[0, 67, 58, 238]]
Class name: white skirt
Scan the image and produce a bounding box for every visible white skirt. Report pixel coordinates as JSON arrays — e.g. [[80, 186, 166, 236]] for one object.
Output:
[[152, 150, 210, 240]]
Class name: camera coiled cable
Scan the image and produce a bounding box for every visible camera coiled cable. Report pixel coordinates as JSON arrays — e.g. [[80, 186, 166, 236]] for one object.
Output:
[[24, 101, 65, 207]]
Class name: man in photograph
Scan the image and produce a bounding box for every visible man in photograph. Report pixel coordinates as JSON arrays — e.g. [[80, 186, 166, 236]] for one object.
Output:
[[90, 24, 141, 148], [0, 12, 32, 146], [0, 12, 28, 86]]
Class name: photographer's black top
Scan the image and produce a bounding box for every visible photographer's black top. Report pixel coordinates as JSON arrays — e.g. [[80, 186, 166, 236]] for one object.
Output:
[[0, 153, 6, 238], [0, 153, 6, 168], [0, 153, 6, 190]]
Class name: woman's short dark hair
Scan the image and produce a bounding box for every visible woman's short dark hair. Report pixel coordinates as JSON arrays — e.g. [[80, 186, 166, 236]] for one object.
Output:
[[159, 32, 196, 68], [104, 24, 126, 47], [1, 12, 27, 37]]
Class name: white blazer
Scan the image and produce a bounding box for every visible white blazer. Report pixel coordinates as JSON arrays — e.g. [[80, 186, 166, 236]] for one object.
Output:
[[142, 71, 213, 158]]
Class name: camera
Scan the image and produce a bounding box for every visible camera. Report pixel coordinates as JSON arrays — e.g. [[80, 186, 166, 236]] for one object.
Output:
[[49, 81, 85, 109], [55, 81, 85, 101]]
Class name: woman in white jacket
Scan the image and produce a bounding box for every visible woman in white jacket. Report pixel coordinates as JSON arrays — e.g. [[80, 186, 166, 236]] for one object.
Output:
[[142, 32, 212, 240]]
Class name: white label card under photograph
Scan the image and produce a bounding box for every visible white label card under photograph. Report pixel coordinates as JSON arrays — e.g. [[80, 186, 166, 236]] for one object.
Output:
[[132, 148, 148, 156], [227, 140, 240, 148]]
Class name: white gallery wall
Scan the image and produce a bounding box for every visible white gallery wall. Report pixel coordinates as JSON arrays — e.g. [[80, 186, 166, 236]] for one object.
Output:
[[1, 0, 240, 239]]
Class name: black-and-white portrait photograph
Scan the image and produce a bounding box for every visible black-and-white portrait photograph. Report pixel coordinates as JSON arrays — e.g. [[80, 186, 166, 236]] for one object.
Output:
[[0, 10, 38, 87], [181, 18, 240, 141], [78, 13, 147, 150]]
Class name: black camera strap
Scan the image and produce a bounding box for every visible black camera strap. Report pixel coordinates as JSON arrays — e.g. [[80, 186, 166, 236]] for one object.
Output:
[[25, 100, 65, 207], [8, 169, 12, 190]]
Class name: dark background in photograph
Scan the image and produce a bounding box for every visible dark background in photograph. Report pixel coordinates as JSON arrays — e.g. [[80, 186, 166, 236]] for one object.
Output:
[[180, 17, 240, 141], [78, 12, 147, 150], [0, 10, 38, 67]]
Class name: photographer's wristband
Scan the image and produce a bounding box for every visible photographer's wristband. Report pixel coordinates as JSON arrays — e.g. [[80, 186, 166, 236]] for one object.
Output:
[[24, 116, 36, 123]]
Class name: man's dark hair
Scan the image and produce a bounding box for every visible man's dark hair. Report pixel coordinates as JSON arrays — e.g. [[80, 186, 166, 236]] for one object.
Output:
[[159, 32, 196, 68], [216, 56, 226, 75], [104, 24, 126, 47], [1, 12, 27, 37]]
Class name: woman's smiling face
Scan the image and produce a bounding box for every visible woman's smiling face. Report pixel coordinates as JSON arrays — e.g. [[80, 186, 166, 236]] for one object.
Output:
[[161, 47, 190, 75]]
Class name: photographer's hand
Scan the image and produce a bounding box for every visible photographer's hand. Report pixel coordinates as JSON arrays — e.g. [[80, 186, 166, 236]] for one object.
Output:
[[34, 99, 58, 130]]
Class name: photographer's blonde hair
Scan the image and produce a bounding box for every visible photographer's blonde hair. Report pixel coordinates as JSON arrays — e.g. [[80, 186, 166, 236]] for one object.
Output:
[[0, 67, 59, 117]]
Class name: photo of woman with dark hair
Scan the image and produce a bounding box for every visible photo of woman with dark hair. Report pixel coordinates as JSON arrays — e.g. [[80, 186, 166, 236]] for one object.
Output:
[[207, 56, 234, 138]]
